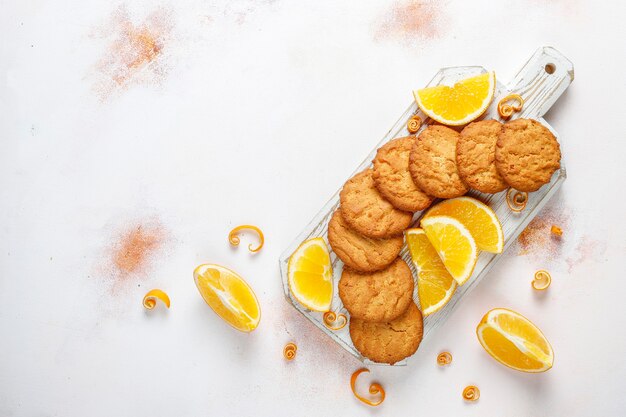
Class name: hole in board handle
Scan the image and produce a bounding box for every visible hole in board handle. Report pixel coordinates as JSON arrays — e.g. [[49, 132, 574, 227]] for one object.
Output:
[[545, 63, 556, 74]]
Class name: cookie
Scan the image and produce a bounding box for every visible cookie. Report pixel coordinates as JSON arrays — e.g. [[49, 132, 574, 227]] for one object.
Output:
[[328, 209, 403, 272], [349, 302, 423, 364], [456, 120, 509, 193], [373, 136, 434, 212], [409, 125, 469, 198], [339, 169, 413, 238], [495, 119, 561, 192], [339, 258, 414, 322]]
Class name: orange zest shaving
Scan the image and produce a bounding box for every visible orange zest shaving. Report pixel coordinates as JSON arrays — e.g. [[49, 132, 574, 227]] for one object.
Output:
[[532, 270, 552, 291], [142, 289, 171, 310], [551, 225, 563, 237], [437, 351, 452, 366], [506, 189, 528, 212], [350, 368, 385, 407], [497, 94, 524, 120], [283, 343, 297, 360], [323, 311, 347, 331], [463, 385, 480, 402], [407, 115, 422, 134], [228, 225, 265, 253]]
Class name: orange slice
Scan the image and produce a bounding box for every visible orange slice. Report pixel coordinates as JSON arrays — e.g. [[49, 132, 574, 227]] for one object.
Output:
[[477, 308, 554, 373], [405, 228, 457, 315], [287, 237, 333, 312], [414, 72, 496, 126], [420, 215, 477, 285], [424, 196, 504, 253], [193, 264, 261, 332]]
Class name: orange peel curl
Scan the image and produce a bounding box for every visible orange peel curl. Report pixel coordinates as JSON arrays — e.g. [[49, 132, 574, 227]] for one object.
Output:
[[463, 385, 480, 401], [498, 94, 524, 120], [407, 115, 422, 134], [228, 225, 264, 253], [323, 311, 347, 331], [506, 189, 528, 212], [532, 270, 552, 291], [143, 289, 171, 310], [350, 368, 385, 406], [437, 351, 452, 366], [283, 343, 297, 360]]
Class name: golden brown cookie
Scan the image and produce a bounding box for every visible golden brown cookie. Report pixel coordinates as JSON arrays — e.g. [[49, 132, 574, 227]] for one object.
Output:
[[495, 119, 561, 192], [456, 120, 509, 193], [339, 169, 413, 238], [339, 258, 414, 322], [373, 136, 434, 212], [409, 125, 469, 198], [349, 302, 423, 364], [328, 209, 403, 272]]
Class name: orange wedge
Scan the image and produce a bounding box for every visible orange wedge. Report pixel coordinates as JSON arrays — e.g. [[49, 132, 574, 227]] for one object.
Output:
[[425, 197, 504, 253], [288, 237, 333, 312], [477, 308, 554, 373], [194, 264, 261, 332], [405, 228, 457, 315], [414, 72, 496, 126], [420, 215, 478, 285]]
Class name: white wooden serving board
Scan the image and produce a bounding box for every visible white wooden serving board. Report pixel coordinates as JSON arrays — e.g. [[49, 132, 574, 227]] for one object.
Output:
[[279, 46, 574, 366]]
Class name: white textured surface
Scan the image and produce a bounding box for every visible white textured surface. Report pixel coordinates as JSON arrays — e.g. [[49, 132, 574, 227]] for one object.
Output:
[[1, 1, 625, 416]]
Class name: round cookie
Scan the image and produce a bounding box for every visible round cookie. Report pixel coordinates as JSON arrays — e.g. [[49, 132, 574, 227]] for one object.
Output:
[[349, 302, 423, 364], [456, 120, 509, 193], [495, 119, 561, 192], [409, 125, 469, 199], [328, 209, 403, 272], [339, 258, 414, 322], [373, 136, 434, 212], [339, 169, 413, 239]]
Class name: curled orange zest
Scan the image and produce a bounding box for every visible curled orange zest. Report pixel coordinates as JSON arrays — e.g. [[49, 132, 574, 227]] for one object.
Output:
[[407, 115, 422, 134], [497, 94, 524, 120], [462, 385, 480, 402], [323, 311, 347, 331], [437, 351, 452, 366], [228, 225, 264, 253], [506, 189, 528, 212], [283, 343, 297, 360], [532, 270, 552, 291], [551, 225, 563, 237], [142, 289, 171, 310], [350, 368, 385, 407]]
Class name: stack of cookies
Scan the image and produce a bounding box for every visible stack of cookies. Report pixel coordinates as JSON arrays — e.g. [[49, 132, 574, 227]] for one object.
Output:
[[329, 117, 561, 364]]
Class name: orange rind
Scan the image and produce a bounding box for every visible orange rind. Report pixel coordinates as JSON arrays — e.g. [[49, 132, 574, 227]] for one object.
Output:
[[142, 289, 170, 310], [350, 368, 385, 407]]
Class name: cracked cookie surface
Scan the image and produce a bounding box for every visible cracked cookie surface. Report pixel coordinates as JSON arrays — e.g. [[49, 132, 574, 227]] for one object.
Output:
[[349, 301, 423, 364], [495, 118, 561, 192], [373, 136, 434, 212], [409, 125, 468, 198], [328, 209, 403, 272], [339, 257, 414, 322], [339, 169, 413, 238], [457, 120, 508, 193]]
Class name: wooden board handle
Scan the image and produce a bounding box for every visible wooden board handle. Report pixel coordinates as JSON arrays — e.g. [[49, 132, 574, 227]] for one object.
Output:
[[505, 46, 574, 119]]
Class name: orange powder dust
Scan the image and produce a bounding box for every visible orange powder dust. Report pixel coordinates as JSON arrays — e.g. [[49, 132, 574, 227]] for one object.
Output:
[[516, 204, 570, 261], [374, 1, 443, 43], [566, 236, 607, 273], [92, 7, 173, 100], [109, 221, 165, 280]]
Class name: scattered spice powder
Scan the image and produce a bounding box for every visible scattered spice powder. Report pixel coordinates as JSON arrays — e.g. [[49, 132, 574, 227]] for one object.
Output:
[[107, 220, 166, 283], [374, 1, 444, 43], [516, 204, 570, 261], [91, 6, 173, 100], [566, 236, 607, 273]]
